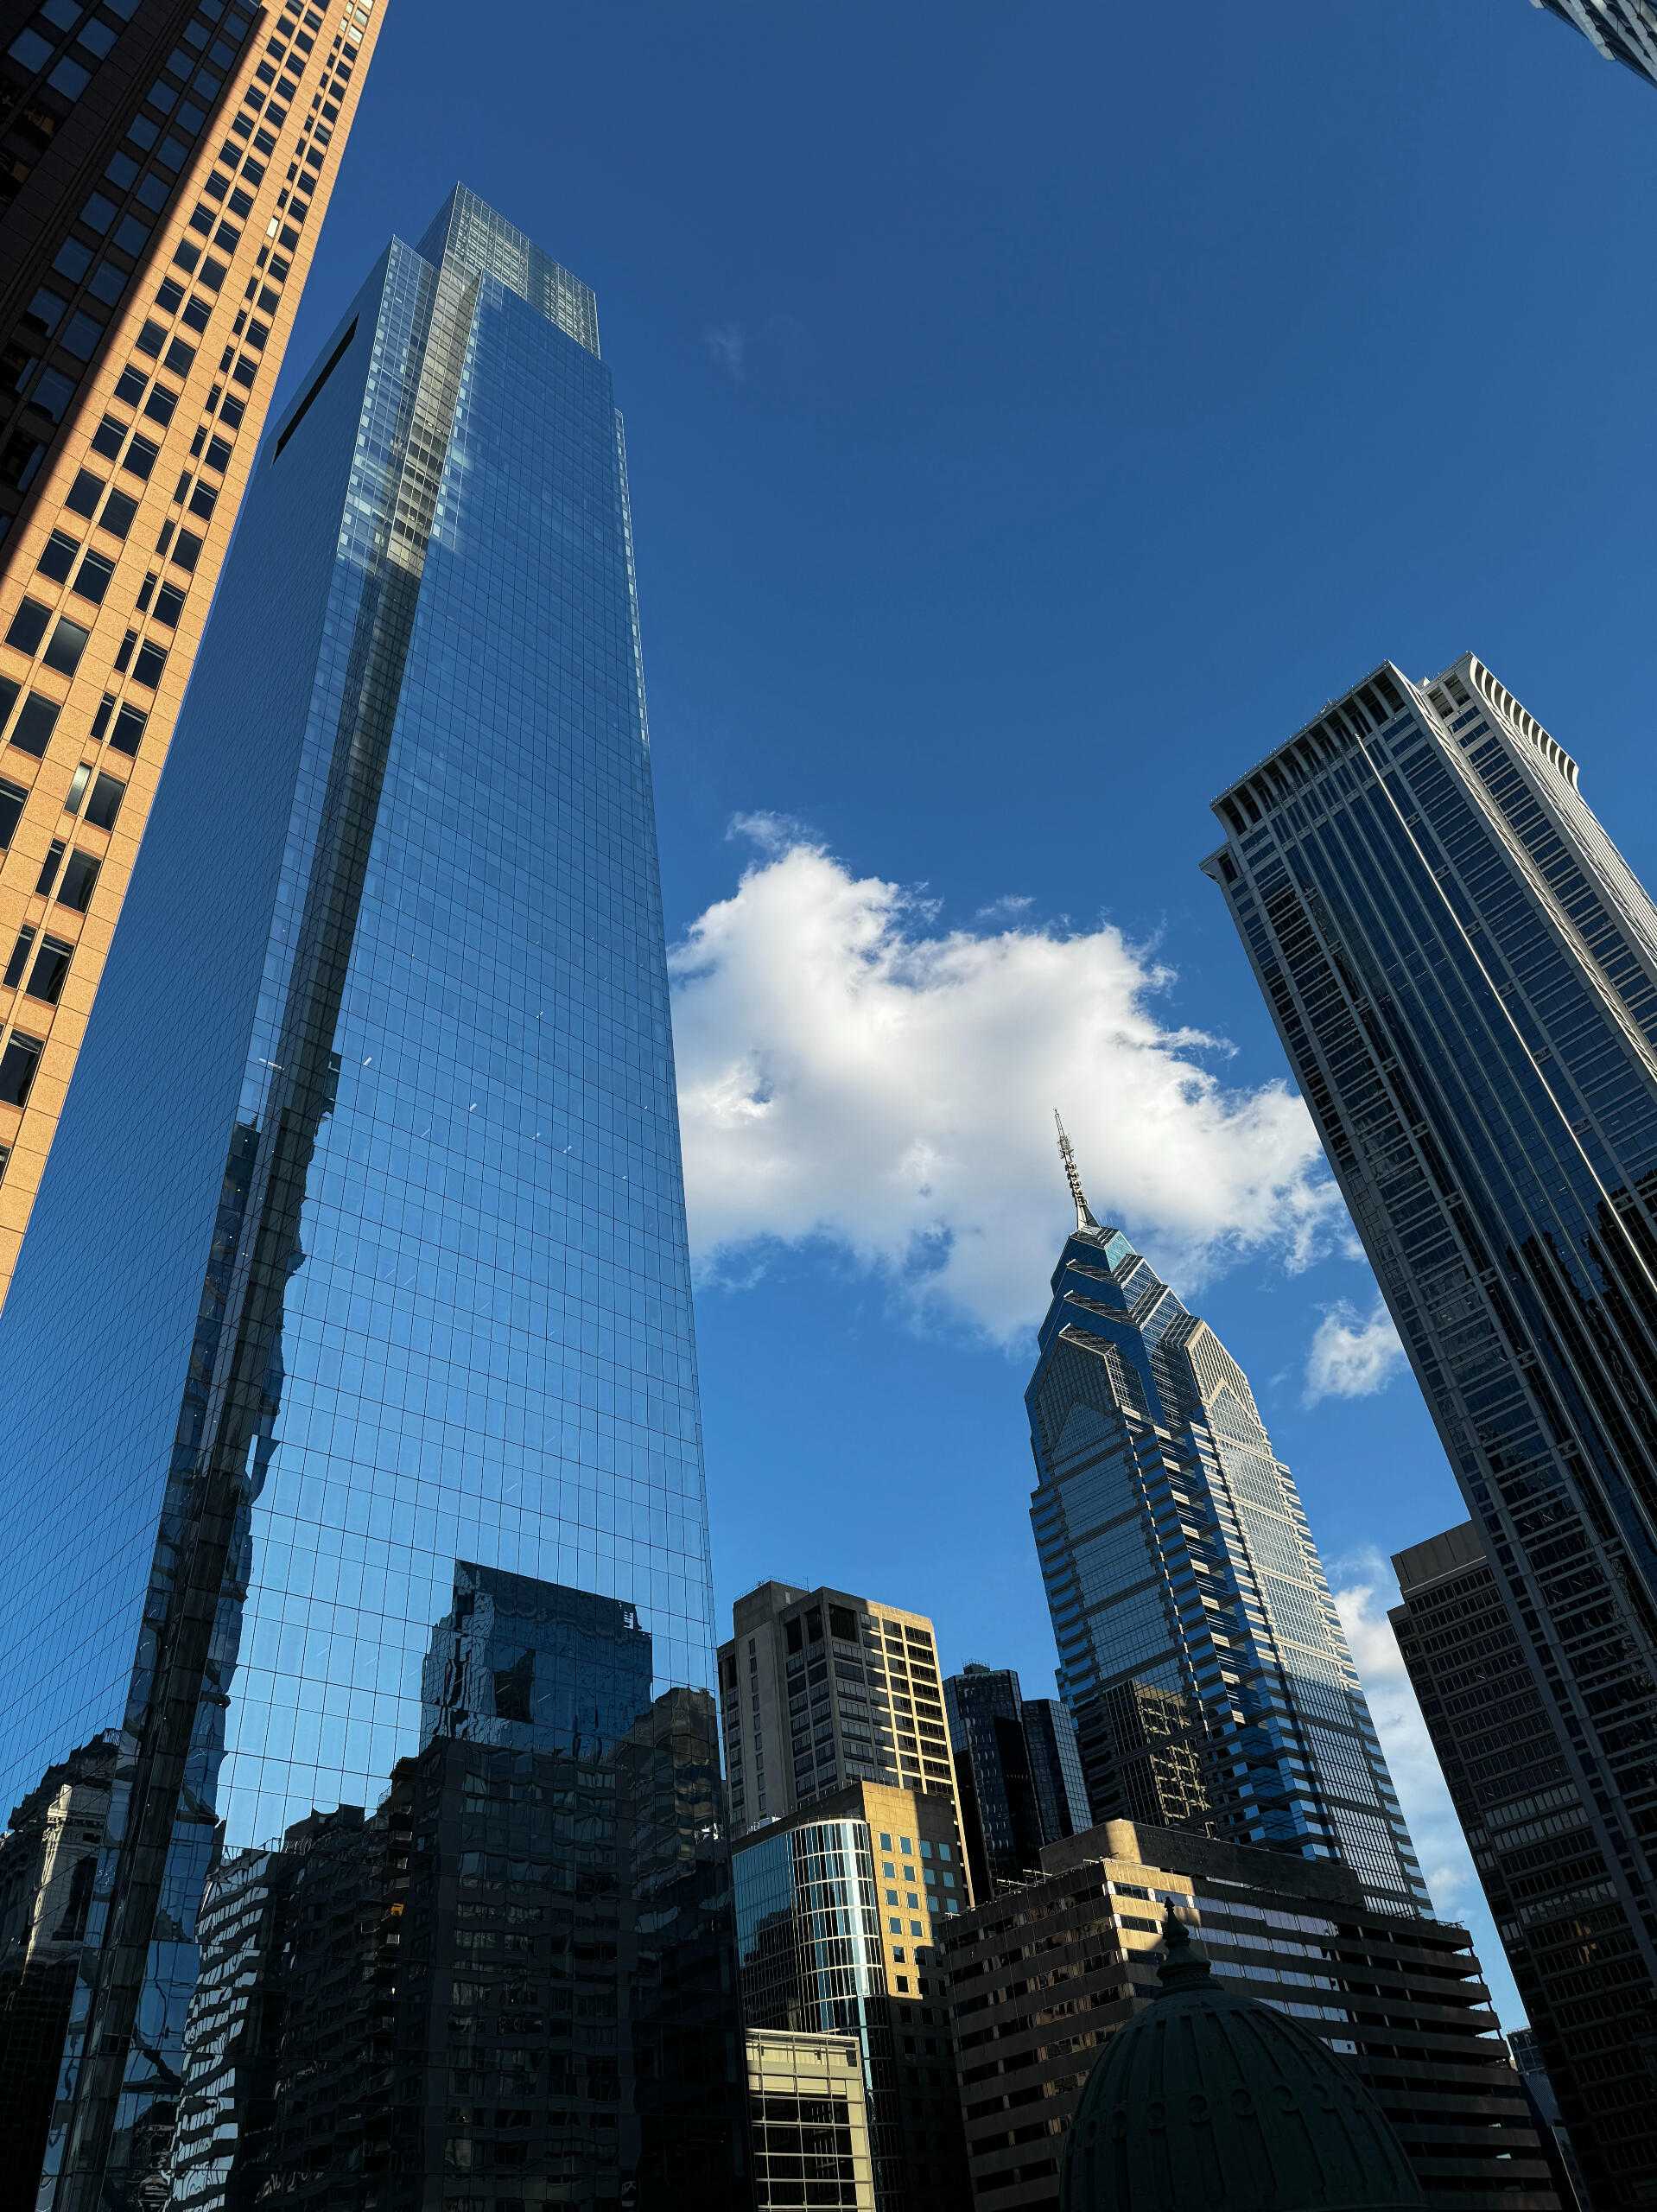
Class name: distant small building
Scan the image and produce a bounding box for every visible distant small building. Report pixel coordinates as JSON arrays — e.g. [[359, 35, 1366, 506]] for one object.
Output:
[[943, 1664, 1089, 1897], [747, 2029, 876, 2212]]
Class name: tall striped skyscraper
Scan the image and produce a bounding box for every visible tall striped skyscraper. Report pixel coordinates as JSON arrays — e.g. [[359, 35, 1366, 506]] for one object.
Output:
[[1206, 653, 1657, 2204]]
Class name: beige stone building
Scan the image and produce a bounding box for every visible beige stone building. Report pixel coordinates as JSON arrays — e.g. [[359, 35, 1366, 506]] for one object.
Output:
[[747, 2027, 877, 2212]]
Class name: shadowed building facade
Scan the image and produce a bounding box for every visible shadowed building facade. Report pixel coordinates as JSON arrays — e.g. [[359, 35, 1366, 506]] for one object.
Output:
[[1204, 652, 1657, 2202], [943, 1664, 1089, 1900], [0, 186, 729, 2207], [0, 0, 384, 1300], [1026, 1131, 1427, 1916]]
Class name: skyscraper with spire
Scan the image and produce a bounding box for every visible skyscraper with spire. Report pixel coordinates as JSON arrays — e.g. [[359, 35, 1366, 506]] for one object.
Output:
[[1028, 1124, 1429, 1915], [1531, 0, 1657, 91]]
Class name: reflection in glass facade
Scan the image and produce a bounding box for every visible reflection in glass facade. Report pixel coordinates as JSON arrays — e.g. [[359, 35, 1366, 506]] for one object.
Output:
[[1205, 651, 1657, 2202], [1027, 1173, 1427, 1915], [0, 185, 728, 2208]]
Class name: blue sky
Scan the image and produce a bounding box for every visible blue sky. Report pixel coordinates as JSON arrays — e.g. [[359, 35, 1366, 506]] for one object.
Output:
[[276, 0, 1657, 2014]]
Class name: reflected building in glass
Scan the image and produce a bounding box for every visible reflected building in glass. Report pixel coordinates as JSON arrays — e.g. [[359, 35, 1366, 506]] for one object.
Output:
[[1028, 1128, 1428, 1916], [0, 183, 739, 2208]]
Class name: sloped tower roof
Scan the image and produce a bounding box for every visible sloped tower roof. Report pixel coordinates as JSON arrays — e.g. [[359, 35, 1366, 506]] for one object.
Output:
[[1060, 1913, 1425, 2212]]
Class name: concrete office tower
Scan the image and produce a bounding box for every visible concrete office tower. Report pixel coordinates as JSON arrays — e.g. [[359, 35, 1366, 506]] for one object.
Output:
[[943, 1663, 1089, 1898], [732, 1779, 970, 2212], [0, 0, 384, 1303], [0, 186, 723, 2209], [1028, 1138, 1428, 1915], [746, 2029, 878, 2212], [1391, 1523, 1616, 2209], [720, 1583, 959, 1833], [1532, 0, 1657, 89], [1204, 652, 1657, 2203], [943, 1821, 1556, 2212]]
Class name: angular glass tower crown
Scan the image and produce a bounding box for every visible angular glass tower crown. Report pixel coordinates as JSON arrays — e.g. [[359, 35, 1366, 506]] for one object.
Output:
[[0, 185, 719, 2205], [1026, 1170, 1428, 1916]]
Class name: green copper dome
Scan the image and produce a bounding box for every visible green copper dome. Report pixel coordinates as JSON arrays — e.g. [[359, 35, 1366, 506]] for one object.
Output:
[[1060, 1911, 1425, 2212]]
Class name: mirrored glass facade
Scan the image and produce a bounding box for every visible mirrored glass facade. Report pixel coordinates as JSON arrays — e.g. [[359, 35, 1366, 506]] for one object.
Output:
[[1026, 1211, 1428, 1916], [1205, 651, 1657, 2202], [0, 184, 727, 2208]]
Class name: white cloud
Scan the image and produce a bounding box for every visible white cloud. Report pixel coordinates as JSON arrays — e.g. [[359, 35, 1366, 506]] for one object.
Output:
[[702, 323, 746, 378], [669, 830, 1348, 1340], [1305, 1299, 1406, 1405]]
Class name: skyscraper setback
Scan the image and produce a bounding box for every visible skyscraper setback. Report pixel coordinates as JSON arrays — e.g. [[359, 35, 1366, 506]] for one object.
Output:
[[1027, 1137, 1427, 1916], [0, 0, 382, 1308], [0, 185, 738, 2207], [1532, 0, 1657, 89], [1205, 652, 1657, 2203]]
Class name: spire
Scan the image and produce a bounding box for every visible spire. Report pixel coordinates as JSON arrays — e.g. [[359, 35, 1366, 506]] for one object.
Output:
[[1054, 1110, 1100, 1233], [1153, 1902, 1216, 1996]]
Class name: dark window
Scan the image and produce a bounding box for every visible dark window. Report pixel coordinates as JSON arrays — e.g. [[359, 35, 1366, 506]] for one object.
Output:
[[181, 295, 210, 332], [53, 240, 92, 283], [90, 696, 112, 741], [170, 529, 201, 572], [86, 261, 126, 307], [31, 368, 77, 421], [59, 313, 103, 361], [10, 694, 60, 757], [152, 583, 185, 627], [105, 152, 140, 193], [231, 353, 255, 388], [0, 433, 44, 491], [143, 383, 176, 426], [113, 215, 151, 256], [35, 839, 64, 896], [0, 776, 26, 845], [219, 395, 243, 429], [174, 238, 200, 272], [0, 1141, 9, 1184], [135, 573, 156, 613], [135, 319, 166, 358], [132, 640, 166, 686], [188, 481, 216, 521], [200, 255, 226, 290], [227, 187, 252, 219], [163, 336, 194, 376], [0, 1030, 42, 1107], [203, 168, 228, 200], [204, 435, 231, 472], [4, 599, 49, 655], [806, 1609, 823, 1643], [56, 848, 99, 910], [26, 936, 72, 1004], [99, 488, 138, 537], [84, 771, 124, 830], [829, 1605, 857, 1640], [43, 618, 89, 676], [156, 277, 185, 313], [785, 1618, 803, 1656], [65, 467, 104, 514], [109, 704, 146, 756], [122, 433, 158, 480], [246, 318, 268, 351], [72, 550, 114, 604], [135, 172, 168, 212], [79, 192, 117, 232], [188, 200, 213, 233], [0, 677, 16, 727], [174, 470, 192, 503], [24, 289, 66, 337], [114, 365, 147, 404], [36, 530, 78, 583], [4, 927, 35, 989], [214, 221, 238, 251], [113, 630, 136, 672], [90, 415, 124, 460]]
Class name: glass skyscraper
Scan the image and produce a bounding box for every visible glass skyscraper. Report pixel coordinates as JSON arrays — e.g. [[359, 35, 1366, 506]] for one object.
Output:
[[1027, 1140, 1428, 1916], [0, 184, 733, 2208], [1204, 651, 1657, 2202], [940, 1663, 1089, 1898], [1533, 0, 1657, 90]]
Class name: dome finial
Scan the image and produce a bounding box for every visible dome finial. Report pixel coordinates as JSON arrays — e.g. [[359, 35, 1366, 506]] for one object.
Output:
[[1153, 1902, 1216, 1997], [1055, 1110, 1100, 1233]]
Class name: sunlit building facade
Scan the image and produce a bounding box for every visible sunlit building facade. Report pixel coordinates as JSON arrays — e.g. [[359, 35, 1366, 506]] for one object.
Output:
[[1204, 650, 1657, 2203], [0, 0, 384, 1304], [1532, 0, 1657, 90], [1026, 1143, 1427, 1916], [0, 186, 730, 2207]]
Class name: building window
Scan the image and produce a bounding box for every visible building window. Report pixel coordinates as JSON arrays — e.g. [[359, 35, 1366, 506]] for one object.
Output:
[[83, 772, 124, 830], [0, 1030, 42, 1107], [10, 693, 60, 758], [4, 598, 49, 654], [56, 849, 98, 912], [3, 928, 35, 988], [34, 841, 64, 897], [73, 550, 116, 605], [109, 705, 146, 756], [43, 618, 89, 676], [64, 763, 93, 814], [27, 936, 72, 1004], [0, 777, 28, 847], [99, 489, 139, 537]]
